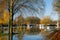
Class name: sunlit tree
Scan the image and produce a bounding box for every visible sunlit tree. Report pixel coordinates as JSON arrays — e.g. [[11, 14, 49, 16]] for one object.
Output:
[[0, 0, 8, 24], [0, 0, 8, 33], [40, 16, 52, 31], [4, 10, 9, 24]]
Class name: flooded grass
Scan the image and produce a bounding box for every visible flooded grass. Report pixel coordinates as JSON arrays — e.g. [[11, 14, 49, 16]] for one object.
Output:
[[0, 33, 9, 37]]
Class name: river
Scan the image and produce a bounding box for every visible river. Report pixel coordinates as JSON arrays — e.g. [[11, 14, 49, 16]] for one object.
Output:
[[13, 33, 45, 40]]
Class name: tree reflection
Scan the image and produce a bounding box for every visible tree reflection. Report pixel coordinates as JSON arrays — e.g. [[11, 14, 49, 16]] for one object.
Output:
[[17, 26, 26, 40], [0, 36, 8, 40]]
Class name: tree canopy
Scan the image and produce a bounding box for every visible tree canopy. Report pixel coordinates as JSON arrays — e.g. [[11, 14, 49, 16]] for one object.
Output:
[[25, 17, 40, 24], [40, 16, 52, 24]]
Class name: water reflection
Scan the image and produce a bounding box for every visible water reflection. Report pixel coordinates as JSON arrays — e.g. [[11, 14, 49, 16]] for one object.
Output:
[[22, 34, 44, 40], [13, 35, 18, 40], [0, 36, 8, 40], [13, 33, 45, 40]]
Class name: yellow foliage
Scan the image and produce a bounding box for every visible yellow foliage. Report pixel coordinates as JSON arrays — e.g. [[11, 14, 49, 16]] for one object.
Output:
[[4, 10, 9, 24], [0, 0, 8, 24], [40, 16, 51, 24], [0, 19, 3, 24], [0, 12, 3, 24]]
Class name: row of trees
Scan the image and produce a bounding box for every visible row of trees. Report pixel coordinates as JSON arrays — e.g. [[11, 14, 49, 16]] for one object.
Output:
[[13, 15, 40, 25], [13, 15, 53, 25], [13, 15, 53, 31]]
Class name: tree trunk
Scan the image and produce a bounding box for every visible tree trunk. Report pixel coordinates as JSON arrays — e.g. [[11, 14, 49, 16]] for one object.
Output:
[[9, 0, 13, 40]]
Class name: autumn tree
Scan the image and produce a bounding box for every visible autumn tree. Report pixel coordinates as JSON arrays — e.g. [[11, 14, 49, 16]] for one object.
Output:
[[25, 17, 40, 24], [0, 10, 3, 24], [15, 14, 24, 26], [3, 10, 9, 24], [0, 0, 8, 24], [40, 16, 52, 30], [0, 0, 8, 33]]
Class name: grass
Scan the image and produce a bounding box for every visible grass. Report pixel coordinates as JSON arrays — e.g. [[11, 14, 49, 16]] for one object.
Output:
[[0, 33, 9, 37]]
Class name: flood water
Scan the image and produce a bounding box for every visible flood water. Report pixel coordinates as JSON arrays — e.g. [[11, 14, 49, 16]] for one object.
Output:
[[13, 33, 45, 40], [0, 33, 45, 40], [0, 26, 56, 40]]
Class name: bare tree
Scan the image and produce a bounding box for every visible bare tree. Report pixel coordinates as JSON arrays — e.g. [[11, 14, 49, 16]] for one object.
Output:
[[54, 0, 60, 29], [0, 0, 45, 40], [2, 0, 44, 40]]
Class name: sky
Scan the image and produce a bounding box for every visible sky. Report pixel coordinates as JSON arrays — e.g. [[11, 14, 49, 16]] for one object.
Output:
[[44, 0, 53, 16], [44, 0, 58, 20]]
